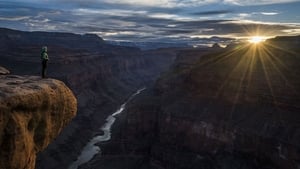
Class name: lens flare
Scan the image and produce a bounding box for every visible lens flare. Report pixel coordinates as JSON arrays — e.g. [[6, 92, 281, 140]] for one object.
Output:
[[248, 36, 265, 44]]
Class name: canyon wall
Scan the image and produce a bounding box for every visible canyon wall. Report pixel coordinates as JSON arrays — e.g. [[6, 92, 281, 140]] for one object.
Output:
[[92, 36, 300, 169]]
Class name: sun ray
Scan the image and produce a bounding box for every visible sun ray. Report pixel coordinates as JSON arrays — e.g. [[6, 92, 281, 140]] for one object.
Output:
[[245, 44, 257, 100], [209, 44, 255, 126], [197, 43, 251, 68], [260, 44, 297, 93], [228, 51, 252, 124], [260, 44, 290, 70], [257, 44, 279, 108], [200, 30, 298, 125], [214, 43, 254, 98], [264, 41, 298, 56], [213, 51, 246, 98]]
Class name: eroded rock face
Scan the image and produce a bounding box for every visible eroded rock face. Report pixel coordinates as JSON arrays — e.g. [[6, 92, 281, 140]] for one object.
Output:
[[0, 75, 77, 169]]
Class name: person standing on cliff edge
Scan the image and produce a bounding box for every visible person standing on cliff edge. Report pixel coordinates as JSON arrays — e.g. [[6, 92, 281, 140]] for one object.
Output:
[[41, 46, 49, 78]]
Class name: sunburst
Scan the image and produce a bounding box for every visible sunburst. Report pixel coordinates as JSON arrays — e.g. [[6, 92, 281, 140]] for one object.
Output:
[[248, 36, 266, 44], [205, 32, 296, 124]]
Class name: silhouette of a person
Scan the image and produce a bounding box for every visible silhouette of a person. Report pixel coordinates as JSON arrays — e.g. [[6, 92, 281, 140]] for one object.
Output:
[[41, 46, 49, 78]]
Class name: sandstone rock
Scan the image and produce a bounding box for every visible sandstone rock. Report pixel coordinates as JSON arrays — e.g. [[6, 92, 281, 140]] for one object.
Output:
[[0, 66, 10, 75], [0, 75, 77, 169]]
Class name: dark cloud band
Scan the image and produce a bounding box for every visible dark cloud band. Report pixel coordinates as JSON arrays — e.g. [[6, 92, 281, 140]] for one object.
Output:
[[0, 0, 299, 43]]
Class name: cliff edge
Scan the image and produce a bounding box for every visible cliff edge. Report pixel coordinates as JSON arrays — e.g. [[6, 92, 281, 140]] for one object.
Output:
[[0, 70, 77, 169]]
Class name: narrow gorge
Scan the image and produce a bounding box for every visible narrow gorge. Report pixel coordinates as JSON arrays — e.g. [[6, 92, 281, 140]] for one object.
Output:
[[69, 88, 145, 169]]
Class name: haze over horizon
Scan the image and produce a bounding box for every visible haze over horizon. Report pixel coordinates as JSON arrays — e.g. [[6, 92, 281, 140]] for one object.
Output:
[[0, 0, 299, 44]]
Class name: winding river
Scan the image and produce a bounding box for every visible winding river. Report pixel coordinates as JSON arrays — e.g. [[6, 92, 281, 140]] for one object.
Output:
[[68, 87, 146, 169]]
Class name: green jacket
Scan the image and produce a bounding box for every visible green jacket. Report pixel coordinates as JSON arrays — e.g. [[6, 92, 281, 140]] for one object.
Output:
[[41, 48, 49, 60]]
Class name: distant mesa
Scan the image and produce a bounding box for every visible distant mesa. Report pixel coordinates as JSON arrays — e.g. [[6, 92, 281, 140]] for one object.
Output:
[[268, 35, 300, 42], [211, 43, 222, 48], [0, 66, 10, 75], [0, 27, 104, 51]]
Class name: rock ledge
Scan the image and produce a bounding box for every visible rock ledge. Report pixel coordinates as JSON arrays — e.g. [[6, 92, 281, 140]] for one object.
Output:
[[0, 74, 77, 169]]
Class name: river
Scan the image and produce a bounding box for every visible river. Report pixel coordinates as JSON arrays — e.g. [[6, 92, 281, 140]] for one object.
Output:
[[68, 87, 146, 169]]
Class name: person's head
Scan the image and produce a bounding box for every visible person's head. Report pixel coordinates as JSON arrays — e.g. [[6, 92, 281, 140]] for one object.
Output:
[[42, 46, 47, 52]]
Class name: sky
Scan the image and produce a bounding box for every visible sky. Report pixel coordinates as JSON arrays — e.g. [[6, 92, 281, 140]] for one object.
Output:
[[0, 0, 300, 44]]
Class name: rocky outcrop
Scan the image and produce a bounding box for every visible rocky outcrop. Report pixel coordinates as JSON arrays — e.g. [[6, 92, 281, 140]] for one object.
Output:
[[0, 74, 77, 169], [93, 36, 300, 169]]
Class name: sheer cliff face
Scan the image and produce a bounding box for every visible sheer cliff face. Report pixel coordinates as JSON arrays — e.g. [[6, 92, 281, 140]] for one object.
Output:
[[111, 37, 300, 169], [0, 74, 77, 169]]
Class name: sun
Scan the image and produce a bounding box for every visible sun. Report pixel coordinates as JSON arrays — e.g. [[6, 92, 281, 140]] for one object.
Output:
[[248, 36, 266, 44]]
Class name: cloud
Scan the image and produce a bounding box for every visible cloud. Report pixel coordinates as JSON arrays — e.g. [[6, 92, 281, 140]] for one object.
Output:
[[78, 16, 300, 42], [238, 13, 251, 18], [56, 0, 219, 8], [0, 0, 299, 43], [19, 0, 292, 8], [191, 10, 232, 16], [261, 12, 279, 15], [0, 16, 30, 21], [223, 0, 299, 6]]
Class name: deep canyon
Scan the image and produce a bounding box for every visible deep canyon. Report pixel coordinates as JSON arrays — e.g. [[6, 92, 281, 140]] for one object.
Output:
[[78, 36, 300, 169], [0, 28, 299, 169], [0, 28, 176, 169]]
